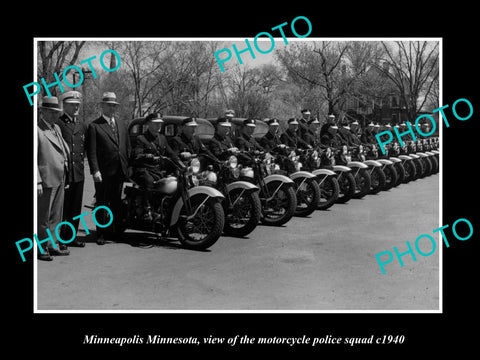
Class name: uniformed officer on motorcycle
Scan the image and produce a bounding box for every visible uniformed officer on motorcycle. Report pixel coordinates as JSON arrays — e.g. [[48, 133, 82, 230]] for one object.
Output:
[[280, 118, 312, 149], [301, 117, 321, 148], [208, 117, 236, 159], [168, 117, 217, 160], [130, 113, 179, 220], [259, 118, 282, 152], [234, 118, 265, 152]]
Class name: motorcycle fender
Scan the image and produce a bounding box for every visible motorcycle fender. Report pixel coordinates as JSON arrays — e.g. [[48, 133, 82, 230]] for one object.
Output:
[[333, 165, 352, 172], [346, 161, 369, 169], [425, 151, 435, 156], [364, 160, 382, 167], [409, 154, 420, 159], [264, 174, 295, 185], [290, 171, 317, 180], [376, 159, 393, 166], [312, 168, 336, 177], [416, 152, 428, 157], [388, 157, 401, 163], [431, 150, 439, 154], [169, 186, 224, 227], [226, 181, 259, 193], [399, 155, 413, 161]]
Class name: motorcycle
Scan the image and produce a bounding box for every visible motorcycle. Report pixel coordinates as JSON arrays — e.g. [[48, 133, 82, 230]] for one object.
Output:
[[322, 145, 357, 204], [269, 145, 321, 217], [341, 144, 373, 199], [229, 118, 297, 226], [297, 147, 340, 211], [364, 143, 396, 193], [122, 117, 225, 250], [416, 139, 439, 174]]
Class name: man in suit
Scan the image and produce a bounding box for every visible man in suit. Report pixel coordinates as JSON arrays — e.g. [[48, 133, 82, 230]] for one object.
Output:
[[37, 97, 71, 260], [86, 92, 131, 245], [56, 91, 87, 248]]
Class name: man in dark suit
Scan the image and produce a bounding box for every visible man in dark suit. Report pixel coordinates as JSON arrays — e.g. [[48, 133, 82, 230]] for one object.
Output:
[[56, 91, 87, 247], [37, 97, 71, 260], [86, 92, 131, 244]]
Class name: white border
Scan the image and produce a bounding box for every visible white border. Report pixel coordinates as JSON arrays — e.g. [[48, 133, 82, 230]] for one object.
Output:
[[33, 37, 442, 314]]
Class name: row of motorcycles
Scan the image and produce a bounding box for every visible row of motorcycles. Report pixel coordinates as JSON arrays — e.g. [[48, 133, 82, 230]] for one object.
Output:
[[118, 116, 440, 251]]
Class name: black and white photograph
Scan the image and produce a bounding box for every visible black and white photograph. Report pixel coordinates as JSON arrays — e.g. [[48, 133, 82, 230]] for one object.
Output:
[[32, 38, 441, 312], [6, 8, 478, 356]]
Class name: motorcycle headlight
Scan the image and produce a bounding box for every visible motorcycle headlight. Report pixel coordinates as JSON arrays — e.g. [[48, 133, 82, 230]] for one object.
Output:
[[342, 145, 347, 155], [359, 145, 363, 153], [189, 158, 201, 174], [326, 148, 332, 158], [228, 155, 238, 169]]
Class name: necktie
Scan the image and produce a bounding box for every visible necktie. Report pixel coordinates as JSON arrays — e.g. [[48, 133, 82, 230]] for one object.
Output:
[[110, 117, 118, 139]]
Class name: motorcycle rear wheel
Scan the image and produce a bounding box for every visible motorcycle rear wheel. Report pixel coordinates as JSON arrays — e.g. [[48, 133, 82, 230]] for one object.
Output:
[[293, 177, 321, 217], [316, 175, 339, 210], [413, 158, 425, 179], [224, 189, 261, 237], [403, 160, 417, 183], [177, 196, 225, 250], [394, 162, 406, 185]]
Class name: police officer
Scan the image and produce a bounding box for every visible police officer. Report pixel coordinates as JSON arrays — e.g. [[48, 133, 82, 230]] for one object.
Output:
[[361, 122, 376, 144], [234, 118, 265, 152], [131, 113, 177, 220], [337, 118, 354, 146], [280, 118, 312, 149], [302, 117, 321, 147], [320, 124, 341, 147], [349, 120, 363, 145], [298, 109, 312, 138], [169, 117, 216, 159], [259, 118, 282, 152], [208, 117, 236, 159], [56, 91, 87, 248]]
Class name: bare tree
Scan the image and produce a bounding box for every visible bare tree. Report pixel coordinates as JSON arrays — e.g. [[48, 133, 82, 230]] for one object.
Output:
[[373, 41, 439, 121], [37, 41, 86, 96]]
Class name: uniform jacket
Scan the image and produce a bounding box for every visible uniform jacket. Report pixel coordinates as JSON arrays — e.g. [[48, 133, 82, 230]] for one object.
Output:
[[86, 115, 131, 177], [208, 133, 235, 159], [280, 129, 311, 149], [259, 131, 282, 152], [302, 130, 320, 148], [56, 113, 87, 183], [361, 129, 376, 144], [234, 132, 265, 152], [37, 118, 70, 188], [131, 130, 178, 170], [168, 133, 216, 160]]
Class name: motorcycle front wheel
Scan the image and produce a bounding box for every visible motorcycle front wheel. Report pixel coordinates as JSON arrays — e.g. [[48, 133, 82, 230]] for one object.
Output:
[[336, 171, 356, 204], [224, 189, 261, 237], [394, 162, 406, 185], [352, 168, 371, 199], [382, 165, 398, 190], [260, 181, 296, 226], [293, 177, 321, 217], [316, 175, 339, 210], [177, 196, 225, 250], [369, 167, 386, 194], [403, 160, 417, 183], [413, 158, 425, 179]]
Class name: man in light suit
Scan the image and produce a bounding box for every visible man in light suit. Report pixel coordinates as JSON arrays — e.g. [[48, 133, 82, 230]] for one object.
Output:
[[37, 96, 71, 261], [86, 92, 131, 244]]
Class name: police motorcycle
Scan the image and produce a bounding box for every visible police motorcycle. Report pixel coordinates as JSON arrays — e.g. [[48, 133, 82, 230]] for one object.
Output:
[[119, 116, 225, 250], [416, 138, 439, 174], [322, 144, 357, 204], [296, 146, 340, 211], [404, 140, 430, 178], [178, 117, 262, 238], [388, 141, 417, 183], [263, 143, 321, 217], [363, 142, 398, 193], [335, 144, 372, 199], [379, 142, 406, 186], [229, 118, 297, 226]]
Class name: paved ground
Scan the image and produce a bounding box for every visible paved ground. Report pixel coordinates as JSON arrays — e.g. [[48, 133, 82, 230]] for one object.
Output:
[[37, 167, 440, 311]]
